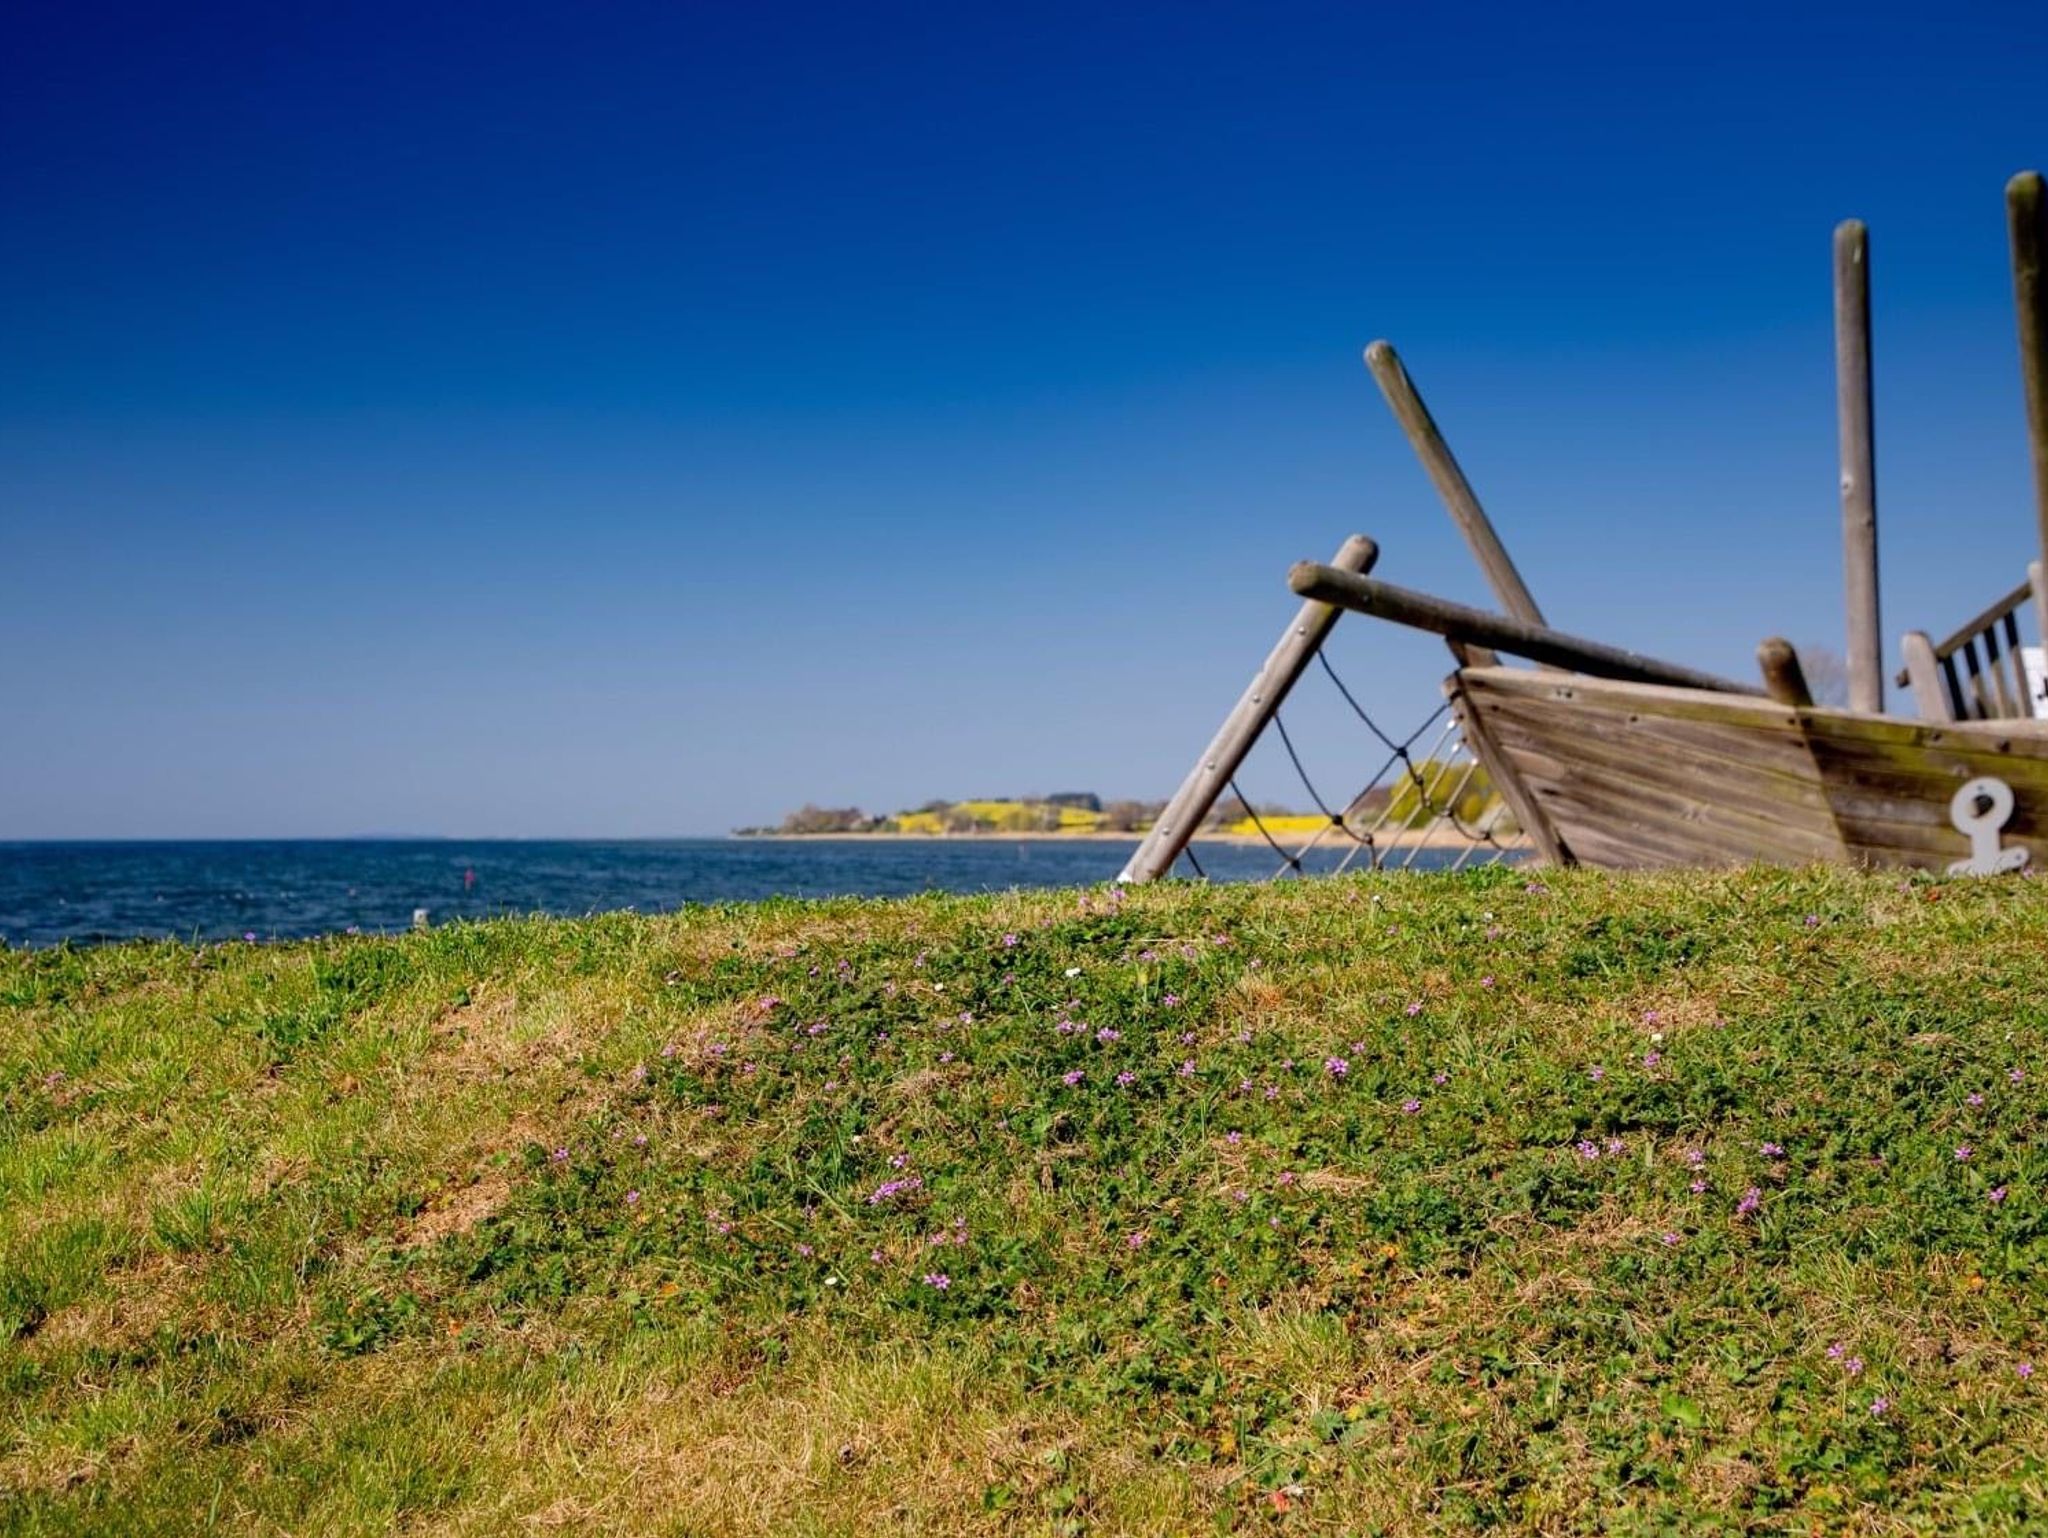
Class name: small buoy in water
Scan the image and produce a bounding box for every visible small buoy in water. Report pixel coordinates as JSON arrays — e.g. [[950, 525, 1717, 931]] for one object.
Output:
[[412, 908, 430, 931]]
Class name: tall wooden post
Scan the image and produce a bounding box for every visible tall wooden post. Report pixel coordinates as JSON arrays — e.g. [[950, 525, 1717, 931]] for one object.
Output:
[[1117, 535, 1378, 884], [1364, 341, 1546, 626], [2010, 172, 2048, 648], [1834, 220, 1882, 713]]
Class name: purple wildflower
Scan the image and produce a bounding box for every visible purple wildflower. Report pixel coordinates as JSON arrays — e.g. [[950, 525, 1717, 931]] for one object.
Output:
[[1826, 1342, 1846, 1360], [1061, 1069, 1084, 1087], [1990, 1186, 2009, 1205], [1967, 1092, 1985, 1107], [1660, 1231, 1681, 1247], [1405, 1000, 1424, 1017], [1432, 1071, 1450, 1085], [866, 1175, 924, 1205], [625, 1190, 641, 1206], [1096, 1027, 1121, 1044], [1844, 1357, 1864, 1376], [1588, 1065, 1606, 1082], [1325, 1056, 1351, 1079], [1689, 1178, 1708, 1194], [1685, 1149, 1706, 1167], [1115, 1070, 1136, 1088], [1125, 1231, 1147, 1250], [1401, 1098, 1422, 1115], [1761, 1142, 1784, 1158], [1576, 1141, 1601, 1161], [2018, 1362, 2035, 1379], [1736, 1186, 1762, 1217], [1955, 1145, 1974, 1162], [922, 1273, 951, 1290], [1178, 1060, 1196, 1077], [551, 1146, 570, 1164], [1868, 1396, 1889, 1416]]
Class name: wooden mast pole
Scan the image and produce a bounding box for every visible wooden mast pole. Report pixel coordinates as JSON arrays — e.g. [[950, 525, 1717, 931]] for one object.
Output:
[[2008, 171, 2048, 649], [1117, 535, 1379, 884], [1364, 341, 1547, 626], [1834, 219, 1882, 714]]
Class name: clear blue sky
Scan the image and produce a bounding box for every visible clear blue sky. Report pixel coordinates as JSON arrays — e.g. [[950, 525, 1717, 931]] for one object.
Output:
[[4, 1, 2044, 837]]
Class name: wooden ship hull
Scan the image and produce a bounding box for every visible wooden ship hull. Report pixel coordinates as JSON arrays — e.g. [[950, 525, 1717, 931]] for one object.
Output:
[[1120, 173, 2048, 885], [1451, 666, 2048, 872]]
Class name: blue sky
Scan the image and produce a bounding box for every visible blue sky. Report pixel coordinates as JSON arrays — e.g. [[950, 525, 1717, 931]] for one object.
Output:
[[3, 1, 2045, 837]]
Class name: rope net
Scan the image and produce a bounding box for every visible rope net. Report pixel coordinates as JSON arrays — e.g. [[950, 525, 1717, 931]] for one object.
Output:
[[1174, 641, 1524, 882]]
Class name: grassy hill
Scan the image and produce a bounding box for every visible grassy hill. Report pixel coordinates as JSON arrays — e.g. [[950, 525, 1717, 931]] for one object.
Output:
[[3, 869, 2046, 1533]]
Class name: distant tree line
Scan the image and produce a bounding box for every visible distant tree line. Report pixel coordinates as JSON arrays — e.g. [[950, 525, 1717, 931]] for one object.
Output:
[[739, 772, 1506, 838]]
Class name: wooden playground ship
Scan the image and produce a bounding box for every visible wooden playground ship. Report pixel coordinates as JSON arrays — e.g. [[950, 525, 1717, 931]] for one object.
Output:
[[1122, 173, 2048, 881]]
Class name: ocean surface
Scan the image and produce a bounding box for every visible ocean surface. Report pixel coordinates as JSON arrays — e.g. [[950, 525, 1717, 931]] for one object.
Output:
[[0, 838, 1495, 949]]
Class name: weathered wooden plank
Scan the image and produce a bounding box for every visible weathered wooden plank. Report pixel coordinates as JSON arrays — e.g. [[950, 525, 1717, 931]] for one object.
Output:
[[1497, 737, 1845, 853], [2006, 612, 2031, 715], [1835, 220, 1883, 713], [1476, 693, 1825, 785], [1518, 776, 1835, 867], [2032, 560, 2048, 662], [1476, 695, 1834, 802], [1464, 666, 2048, 749], [1459, 667, 1794, 728], [1901, 630, 1955, 721], [1758, 637, 1815, 707], [1961, 639, 1992, 721], [1525, 773, 1845, 864], [1291, 568, 1759, 694], [1444, 677, 1570, 865], [1364, 342, 1548, 628], [1453, 661, 2048, 870], [1483, 717, 1840, 833], [2012, 172, 2048, 604]]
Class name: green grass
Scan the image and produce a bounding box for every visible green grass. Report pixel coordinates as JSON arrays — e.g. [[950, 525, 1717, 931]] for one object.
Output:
[[3, 868, 2047, 1534]]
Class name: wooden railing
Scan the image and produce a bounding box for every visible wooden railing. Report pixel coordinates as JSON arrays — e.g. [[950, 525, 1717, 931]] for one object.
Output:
[[1898, 562, 2048, 722]]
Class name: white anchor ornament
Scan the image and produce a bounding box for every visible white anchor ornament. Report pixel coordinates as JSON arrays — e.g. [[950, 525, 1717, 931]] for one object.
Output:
[[1946, 777, 2029, 876]]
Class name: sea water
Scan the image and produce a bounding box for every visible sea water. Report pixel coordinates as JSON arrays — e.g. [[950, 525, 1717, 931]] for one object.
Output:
[[0, 838, 1486, 948]]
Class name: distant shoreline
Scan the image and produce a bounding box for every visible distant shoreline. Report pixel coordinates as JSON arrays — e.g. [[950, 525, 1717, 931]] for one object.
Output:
[[734, 827, 1523, 850]]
